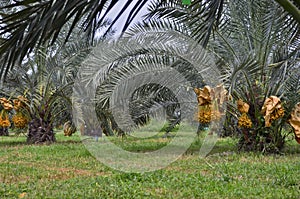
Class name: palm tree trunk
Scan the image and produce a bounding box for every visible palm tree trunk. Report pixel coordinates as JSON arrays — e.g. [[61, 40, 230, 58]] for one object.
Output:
[[0, 127, 9, 136], [27, 118, 55, 144], [98, 111, 114, 136]]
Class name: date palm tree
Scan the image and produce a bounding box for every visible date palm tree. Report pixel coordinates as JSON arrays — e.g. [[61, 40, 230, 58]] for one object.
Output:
[[3, 45, 82, 143], [129, 0, 300, 152], [212, 0, 300, 152]]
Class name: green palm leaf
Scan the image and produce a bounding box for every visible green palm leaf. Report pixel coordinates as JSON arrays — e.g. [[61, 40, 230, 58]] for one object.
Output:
[[0, 0, 148, 79]]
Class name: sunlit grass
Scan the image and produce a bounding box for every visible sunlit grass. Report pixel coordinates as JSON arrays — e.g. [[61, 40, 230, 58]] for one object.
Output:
[[0, 130, 299, 198]]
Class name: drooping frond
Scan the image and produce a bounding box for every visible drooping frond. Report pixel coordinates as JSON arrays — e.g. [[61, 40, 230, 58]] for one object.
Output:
[[144, 0, 226, 47], [209, 0, 300, 95], [0, 0, 148, 79], [274, 0, 300, 24]]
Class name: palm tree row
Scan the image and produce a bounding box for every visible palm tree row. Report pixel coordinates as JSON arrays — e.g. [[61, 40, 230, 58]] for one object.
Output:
[[0, 0, 299, 152]]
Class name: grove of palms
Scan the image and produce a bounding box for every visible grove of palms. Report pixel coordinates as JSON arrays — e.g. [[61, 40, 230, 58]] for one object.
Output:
[[0, 0, 299, 152]]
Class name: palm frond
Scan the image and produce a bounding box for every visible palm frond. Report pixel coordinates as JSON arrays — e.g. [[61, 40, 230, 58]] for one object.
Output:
[[274, 0, 300, 24], [144, 0, 225, 47], [281, 72, 300, 119], [126, 18, 190, 38], [0, 0, 148, 79], [211, 0, 299, 87]]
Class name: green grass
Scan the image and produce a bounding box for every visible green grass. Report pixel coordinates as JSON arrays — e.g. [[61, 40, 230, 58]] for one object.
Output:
[[0, 130, 299, 198]]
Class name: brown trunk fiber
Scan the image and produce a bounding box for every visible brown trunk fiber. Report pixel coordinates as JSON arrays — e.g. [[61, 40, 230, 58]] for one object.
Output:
[[0, 127, 9, 136], [27, 118, 55, 144]]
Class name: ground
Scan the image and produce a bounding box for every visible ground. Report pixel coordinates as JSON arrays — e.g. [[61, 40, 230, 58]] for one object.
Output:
[[0, 130, 299, 198]]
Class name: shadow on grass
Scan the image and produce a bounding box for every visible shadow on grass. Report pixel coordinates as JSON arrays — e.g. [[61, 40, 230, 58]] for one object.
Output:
[[0, 140, 28, 147], [0, 136, 83, 148], [55, 140, 83, 144], [184, 141, 237, 156], [1, 133, 298, 156]]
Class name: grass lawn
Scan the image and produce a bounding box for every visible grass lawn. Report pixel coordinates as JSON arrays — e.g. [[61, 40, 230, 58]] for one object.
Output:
[[0, 130, 299, 198]]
